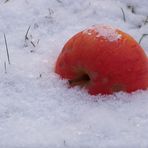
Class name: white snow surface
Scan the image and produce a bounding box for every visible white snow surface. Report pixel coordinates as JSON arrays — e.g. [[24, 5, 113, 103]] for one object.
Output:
[[83, 25, 122, 41], [0, 0, 148, 147]]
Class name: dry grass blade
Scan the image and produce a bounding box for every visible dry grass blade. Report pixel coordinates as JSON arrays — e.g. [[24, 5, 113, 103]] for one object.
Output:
[[144, 16, 148, 25], [4, 33, 11, 65], [4, 61, 7, 74], [120, 7, 126, 22], [139, 34, 148, 44], [30, 41, 36, 47], [56, 0, 62, 4], [4, 0, 9, 3], [25, 25, 31, 40]]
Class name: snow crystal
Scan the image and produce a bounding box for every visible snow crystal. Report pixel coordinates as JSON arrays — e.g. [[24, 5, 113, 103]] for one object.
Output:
[[83, 25, 122, 42]]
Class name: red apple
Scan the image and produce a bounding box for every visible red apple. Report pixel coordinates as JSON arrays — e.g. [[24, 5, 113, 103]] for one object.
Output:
[[55, 25, 148, 95]]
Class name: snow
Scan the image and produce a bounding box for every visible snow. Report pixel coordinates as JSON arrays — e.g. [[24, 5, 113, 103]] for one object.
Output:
[[0, 0, 148, 147], [83, 25, 122, 42]]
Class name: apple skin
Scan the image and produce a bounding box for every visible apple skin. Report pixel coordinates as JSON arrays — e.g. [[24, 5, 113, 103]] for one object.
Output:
[[55, 25, 148, 95]]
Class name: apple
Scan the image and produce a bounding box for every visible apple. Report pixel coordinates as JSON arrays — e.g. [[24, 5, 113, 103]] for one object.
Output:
[[55, 25, 148, 95]]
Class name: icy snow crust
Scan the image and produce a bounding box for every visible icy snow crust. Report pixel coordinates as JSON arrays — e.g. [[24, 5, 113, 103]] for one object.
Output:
[[83, 25, 122, 41], [0, 0, 148, 147]]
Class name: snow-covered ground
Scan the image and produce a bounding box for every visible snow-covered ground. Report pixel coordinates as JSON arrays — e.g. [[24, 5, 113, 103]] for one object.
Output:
[[0, 0, 148, 147]]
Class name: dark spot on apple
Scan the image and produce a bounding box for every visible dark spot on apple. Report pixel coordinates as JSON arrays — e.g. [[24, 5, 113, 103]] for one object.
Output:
[[59, 61, 65, 68], [101, 77, 108, 84], [68, 73, 90, 87]]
